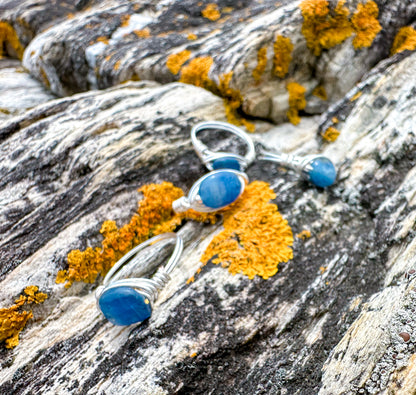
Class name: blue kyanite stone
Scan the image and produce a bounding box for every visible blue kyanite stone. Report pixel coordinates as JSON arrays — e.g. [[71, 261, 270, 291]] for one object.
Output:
[[199, 171, 242, 209], [99, 286, 152, 326], [212, 157, 241, 171], [307, 157, 337, 188]]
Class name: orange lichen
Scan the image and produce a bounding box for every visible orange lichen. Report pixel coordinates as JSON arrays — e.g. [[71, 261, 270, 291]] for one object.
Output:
[[167, 50, 192, 75], [320, 266, 327, 274], [201, 181, 293, 279], [299, 0, 353, 56], [120, 15, 131, 27], [96, 36, 109, 44], [252, 46, 268, 82], [202, 4, 221, 21], [390, 26, 416, 55], [332, 116, 339, 124], [179, 56, 214, 88], [350, 91, 362, 101], [134, 29, 150, 38], [187, 33, 197, 40], [57, 183, 217, 287], [16, 286, 48, 305], [1, 286, 47, 349], [296, 229, 311, 239], [273, 35, 293, 78], [286, 82, 306, 125], [218, 72, 255, 132], [312, 85, 327, 100], [322, 126, 340, 142], [114, 60, 121, 70], [351, 1, 381, 49], [39, 67, 50, 88], [67, 13, 75, 19], [0, 21, 24, 59]]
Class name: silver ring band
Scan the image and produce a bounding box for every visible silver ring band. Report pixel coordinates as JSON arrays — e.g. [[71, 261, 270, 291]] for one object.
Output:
[[191, 121, 256, 171]]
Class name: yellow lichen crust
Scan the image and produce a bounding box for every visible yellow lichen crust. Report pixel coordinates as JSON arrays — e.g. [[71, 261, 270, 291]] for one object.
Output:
[[351, 1, 382, 49], [286, 82, 306, 125], [0, 21, 24, 59], [350, 91, 362, 101], [390, 26, 416, 55], [202, 4, 221, 21], [167, 50, 192, 75], [57, 183, 217, 287], [312, 85, 327, 100], [273, 35, 293, 78], [134, 29, 150, 38], [1, 286, 48, 349], [322, 126, 340, 142], [252, 46, 268, 82], [179, 56, 214, 88], [201, 181, 293, 279], [187, 33, 197, 40], [299, 0, 353, 56], [218, 72, 255, 132], [296, 229, 312, 239]]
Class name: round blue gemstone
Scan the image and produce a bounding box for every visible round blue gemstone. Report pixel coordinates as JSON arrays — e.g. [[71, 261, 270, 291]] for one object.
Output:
[[212, 157, 241, 171], [199, 171, 243, 209], [99, 286, 152, 326], [308, 157, 337, 188]]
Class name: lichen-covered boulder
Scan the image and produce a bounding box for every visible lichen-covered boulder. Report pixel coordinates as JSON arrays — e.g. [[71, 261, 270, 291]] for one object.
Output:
[[1, 45, 416, 393], [4, 0, 413, 124]]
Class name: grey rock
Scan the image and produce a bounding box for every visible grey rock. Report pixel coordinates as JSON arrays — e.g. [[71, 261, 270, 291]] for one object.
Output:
[[0, 62, 55, 121]]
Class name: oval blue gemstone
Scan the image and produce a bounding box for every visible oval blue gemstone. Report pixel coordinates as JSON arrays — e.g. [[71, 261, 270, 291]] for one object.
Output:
[[308, 157, 337, 188], [212, 157, 241, 171], [99, 286, 152, 326], [199, 171, 243, 209]]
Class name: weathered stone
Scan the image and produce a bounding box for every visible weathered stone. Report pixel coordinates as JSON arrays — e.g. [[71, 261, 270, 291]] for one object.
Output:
[[9, 0, 414, 123], [0, 61, 55, 121]]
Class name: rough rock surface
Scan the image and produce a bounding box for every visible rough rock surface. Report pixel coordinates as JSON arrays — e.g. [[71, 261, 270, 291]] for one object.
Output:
[[2, 0, 414, 122], [2, 1, 416, 394], [0, 61, 55, 121]]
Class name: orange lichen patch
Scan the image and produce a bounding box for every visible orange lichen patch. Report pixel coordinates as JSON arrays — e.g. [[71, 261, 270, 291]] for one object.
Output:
[[134, 29, 151, 38], [1, 286, 48, 349], [299, 0, 353, 56], [190, 352, 198, 357], [390, 26, 416, 55], [16, 286, 48, 305], [218, 72, 255, 132], [179, 56, 214, 88], [252, 46, 268, 82], [201, 181, 293, 279], [332, 116, 339, 124], [0, 21, 24, 59], [296, 229, 311, 239], [351, 1, 381, 49], [187, 33, 197, 40], [39, 67, 50, 88], [202, 4, 221, 21], [57, 183, 217, 287], [114, 60, 121, 70], [273, 35, 293, 78], [167, 50, 192, 75], [67, 13, 75, 19], [96, 36, 109, 44], [286, 82, 306, 125], [350, 91, 362, 101], [105, 54, 113, 62], [120, 14, 131, 27], [322, 126, 340, 142], [312, 85, 327, 100], [320, 266, 327, 274], [0, 300, 32, 349]]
